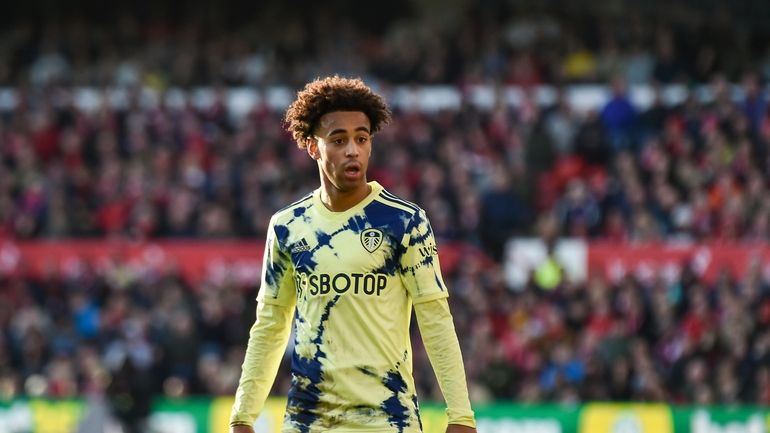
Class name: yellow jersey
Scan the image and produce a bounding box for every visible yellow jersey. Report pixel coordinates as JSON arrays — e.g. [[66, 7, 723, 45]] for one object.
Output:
[[259, 181, 449, 432]]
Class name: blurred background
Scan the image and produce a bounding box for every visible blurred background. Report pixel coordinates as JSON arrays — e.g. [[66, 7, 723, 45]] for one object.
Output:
[[1, 0, 770, 432]]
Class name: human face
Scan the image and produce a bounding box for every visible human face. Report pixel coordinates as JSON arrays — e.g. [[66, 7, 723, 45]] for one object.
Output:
[[308, 111, 372, 194]]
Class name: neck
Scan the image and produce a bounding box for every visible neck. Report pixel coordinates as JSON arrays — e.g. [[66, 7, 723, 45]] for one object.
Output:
[[319, 180, 371, 212]]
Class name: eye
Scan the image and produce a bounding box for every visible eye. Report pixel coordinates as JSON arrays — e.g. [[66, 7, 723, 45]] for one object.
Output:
[[332, 138, 345, 145], [356, 136, 370, 144]]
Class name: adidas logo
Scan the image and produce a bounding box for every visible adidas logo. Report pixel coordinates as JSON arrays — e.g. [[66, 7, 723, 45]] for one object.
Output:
[[290, 238, 311, 253]]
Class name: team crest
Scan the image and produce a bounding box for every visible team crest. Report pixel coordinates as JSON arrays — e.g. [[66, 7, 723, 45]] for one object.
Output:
[[360, 229, 384, 253]]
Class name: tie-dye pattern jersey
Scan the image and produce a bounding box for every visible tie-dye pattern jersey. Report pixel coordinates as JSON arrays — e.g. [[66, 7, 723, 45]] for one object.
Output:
[[257, 181, 448, 433]]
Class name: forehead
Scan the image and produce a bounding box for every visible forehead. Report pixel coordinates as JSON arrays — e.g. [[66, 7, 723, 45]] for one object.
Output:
[[316, 111, 370, 134]]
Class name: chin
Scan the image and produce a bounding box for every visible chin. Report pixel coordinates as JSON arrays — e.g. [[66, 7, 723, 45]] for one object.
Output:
[[336, 179, 365, 191]]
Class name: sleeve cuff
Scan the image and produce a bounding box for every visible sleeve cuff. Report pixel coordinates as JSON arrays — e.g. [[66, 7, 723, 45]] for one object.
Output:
[[411, 290, 449, 305], [448, 413, 477, 428]]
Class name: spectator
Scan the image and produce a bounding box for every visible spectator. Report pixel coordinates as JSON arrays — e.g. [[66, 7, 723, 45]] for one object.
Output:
[[600, 75, 638, 153], [478, 161, 533, 260]]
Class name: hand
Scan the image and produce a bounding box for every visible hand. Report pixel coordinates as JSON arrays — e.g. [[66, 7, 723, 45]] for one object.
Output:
[[230, 425, 254, 433], [447, 424, 477, 433]]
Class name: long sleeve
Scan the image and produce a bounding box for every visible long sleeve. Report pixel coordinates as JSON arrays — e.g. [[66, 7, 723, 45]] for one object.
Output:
[[229, 301, 295, 426], [414, 298, 476, 428]]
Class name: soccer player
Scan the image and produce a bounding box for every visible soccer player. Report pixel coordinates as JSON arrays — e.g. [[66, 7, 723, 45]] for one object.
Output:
[[230, 76, 477, 433]]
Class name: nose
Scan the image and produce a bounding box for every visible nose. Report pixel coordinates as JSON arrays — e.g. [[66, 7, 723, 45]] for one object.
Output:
[[344, 139, 359, 157]]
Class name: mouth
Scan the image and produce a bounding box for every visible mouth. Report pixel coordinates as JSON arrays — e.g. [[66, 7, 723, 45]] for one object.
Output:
[[343, 163, 362, 179]]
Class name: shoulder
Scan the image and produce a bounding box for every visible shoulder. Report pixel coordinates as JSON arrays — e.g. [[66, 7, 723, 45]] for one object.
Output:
[[373, 188, 423, 217], [270, 192, 314, 225]]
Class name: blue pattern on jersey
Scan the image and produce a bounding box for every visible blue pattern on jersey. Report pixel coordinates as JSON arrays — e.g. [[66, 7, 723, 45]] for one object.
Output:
[[363, 201, 410, 276], [287, 295, 341, 432], [381, 369, 411, 432], [356, 366, 377, 377], [434, 273, 445, 291], [365, 199, 410, 231], [411, 394, 423, 431], [372, 246, 401, 276], [407, 211, 431, 246], [347, 214, 369, 233], [315, 230, 333, 249], [311, 209, 400, 263], [419, 252, 435, 268], [293, 249, 318, 273], [264, 225, 291, 291], [263, 253, 287, 290], [356, 363, 415, 431], [400, 210, 446, 292], [287, 205, 312, 225], [314, 214, 366, 249], [274, 224, 290, 244]]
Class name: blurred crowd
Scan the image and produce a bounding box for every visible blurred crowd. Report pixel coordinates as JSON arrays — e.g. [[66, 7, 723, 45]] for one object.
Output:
[[2, 0, 770, 89], [2, 70, 770, 257], [444, 256, 770, 405], [2, 0, 770, 413], [2, 241, 770, 408]]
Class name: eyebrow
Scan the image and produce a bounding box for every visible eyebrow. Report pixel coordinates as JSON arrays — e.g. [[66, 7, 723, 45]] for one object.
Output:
[[327, 126, 371, 136]]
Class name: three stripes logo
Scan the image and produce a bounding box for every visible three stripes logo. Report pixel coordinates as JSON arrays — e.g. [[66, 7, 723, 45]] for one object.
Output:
[[360, 229, 384, 253], [290, 238, 311, 254]]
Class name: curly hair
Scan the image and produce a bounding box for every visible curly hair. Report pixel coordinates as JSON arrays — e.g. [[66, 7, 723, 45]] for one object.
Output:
[[284, 75, 392, 149]]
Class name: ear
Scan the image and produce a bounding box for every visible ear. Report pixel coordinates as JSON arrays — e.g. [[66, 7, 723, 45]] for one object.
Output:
[[306, 137, 320, 160]]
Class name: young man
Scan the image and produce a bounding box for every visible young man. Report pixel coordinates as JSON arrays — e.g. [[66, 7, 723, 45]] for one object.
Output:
[[230, 76, 476, 433]]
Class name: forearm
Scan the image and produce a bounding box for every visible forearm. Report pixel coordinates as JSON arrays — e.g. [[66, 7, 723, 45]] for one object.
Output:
[[230, 302, 294, 426], [414, 298, 476, 428]]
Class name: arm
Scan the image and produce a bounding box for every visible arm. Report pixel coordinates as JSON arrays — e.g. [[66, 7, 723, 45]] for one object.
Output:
[[401, 209, 476, 433], [229, 302, 294, 430], [230, 216, 297, 430], [399, 208, 476, 431], [414, 298, 476, 432]]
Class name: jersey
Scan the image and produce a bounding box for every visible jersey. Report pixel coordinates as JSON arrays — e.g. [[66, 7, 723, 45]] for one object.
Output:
[[259, 181, 449, 433]]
